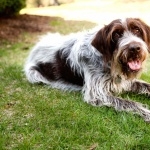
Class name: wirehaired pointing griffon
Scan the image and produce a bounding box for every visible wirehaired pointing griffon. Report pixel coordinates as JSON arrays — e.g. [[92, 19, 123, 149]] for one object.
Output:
[[24, 18, 150, 122]]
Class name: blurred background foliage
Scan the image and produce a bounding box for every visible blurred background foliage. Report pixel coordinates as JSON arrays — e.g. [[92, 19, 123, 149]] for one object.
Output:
[[0, 0, 73, 17], [0, 0, 26, 17]]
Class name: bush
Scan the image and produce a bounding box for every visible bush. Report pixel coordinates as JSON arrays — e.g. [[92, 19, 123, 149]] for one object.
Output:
[[0, 0, 26, 17]]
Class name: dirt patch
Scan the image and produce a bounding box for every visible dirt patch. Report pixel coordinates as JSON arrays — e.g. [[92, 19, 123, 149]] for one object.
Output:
[[0, 14, 53, 44], [0, 14, 95, 45], [0, 14, 96, 45]]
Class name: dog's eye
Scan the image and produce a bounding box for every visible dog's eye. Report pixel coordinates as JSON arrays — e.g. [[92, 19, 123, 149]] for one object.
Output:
[[132, 27, 141, 35], [115, 33, 120, 38], [113, 31, 123, 42]]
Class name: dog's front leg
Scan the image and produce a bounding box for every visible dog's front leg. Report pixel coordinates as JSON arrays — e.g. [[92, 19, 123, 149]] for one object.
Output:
[[89, 95, 150, 122], [83, 75, 150, 122], [131, 80, 150, 96]]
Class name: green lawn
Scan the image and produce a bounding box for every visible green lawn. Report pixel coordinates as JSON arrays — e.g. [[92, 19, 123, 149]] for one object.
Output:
[[1, 17, 150, 150]]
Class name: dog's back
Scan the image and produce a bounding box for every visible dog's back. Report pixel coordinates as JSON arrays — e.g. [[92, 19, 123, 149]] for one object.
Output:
[[24, 30, 98, 91]]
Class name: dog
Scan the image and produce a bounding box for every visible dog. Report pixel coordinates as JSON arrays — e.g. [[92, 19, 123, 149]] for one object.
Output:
[[24, 18, 150, 122]]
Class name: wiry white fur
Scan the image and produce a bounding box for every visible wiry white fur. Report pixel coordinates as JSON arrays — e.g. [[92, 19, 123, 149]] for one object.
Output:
[[24, 28, 101, 90]]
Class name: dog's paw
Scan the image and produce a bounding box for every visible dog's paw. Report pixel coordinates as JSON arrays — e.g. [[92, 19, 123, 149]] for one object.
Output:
[[143, 113, 150, 123], [88, 99, 103, 106]]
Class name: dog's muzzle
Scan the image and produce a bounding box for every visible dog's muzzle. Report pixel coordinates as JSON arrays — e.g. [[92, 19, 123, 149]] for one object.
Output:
[[119, 42, 147, 73]]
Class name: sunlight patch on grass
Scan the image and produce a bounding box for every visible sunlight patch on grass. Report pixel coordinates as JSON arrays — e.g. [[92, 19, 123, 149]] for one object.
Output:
[[50, 17, 96, 34], [20, 0, 150, 25]]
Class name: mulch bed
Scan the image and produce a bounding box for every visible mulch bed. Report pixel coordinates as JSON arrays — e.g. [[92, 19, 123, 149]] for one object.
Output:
[[0, 14, 53, 43]]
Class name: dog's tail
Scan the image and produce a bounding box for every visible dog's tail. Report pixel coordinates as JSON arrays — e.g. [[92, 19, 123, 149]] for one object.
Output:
[[24, 62, 49, 84]]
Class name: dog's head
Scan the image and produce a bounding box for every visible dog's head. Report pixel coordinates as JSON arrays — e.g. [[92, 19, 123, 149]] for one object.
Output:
[[92, 18, 150, 80]]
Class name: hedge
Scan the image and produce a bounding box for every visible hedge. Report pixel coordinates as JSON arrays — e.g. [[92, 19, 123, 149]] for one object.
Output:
[[0, 0, 26, 16]]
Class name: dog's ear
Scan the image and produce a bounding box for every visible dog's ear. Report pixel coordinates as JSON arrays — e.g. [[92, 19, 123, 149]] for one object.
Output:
[[141, 20, 150, 53], [132, 18, 150, 53], [91, 25, 115, 62]]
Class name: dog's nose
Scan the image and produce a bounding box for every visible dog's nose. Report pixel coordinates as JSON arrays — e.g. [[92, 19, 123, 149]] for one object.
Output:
[[129, 43, 141, 52]]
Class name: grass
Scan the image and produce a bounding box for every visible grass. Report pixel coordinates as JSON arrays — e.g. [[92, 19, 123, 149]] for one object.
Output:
[[50, 17, 97, 34], [1, 17, 150, 150]]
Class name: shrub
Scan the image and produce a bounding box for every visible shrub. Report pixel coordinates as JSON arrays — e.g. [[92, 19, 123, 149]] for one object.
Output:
[[0, 0, 26, 17]]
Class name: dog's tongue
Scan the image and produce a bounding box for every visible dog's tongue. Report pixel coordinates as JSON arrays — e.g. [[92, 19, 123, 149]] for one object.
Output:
[[128, 60, 141, 71]]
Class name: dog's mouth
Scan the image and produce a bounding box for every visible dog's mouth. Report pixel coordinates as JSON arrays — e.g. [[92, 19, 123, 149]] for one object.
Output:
[[127, 59, 142, 72], [119, 58, 143, 73], [118, 49, 145, 73]]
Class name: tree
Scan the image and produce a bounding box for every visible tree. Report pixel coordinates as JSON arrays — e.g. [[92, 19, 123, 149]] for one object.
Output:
[[0, 0, 26, 17]]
